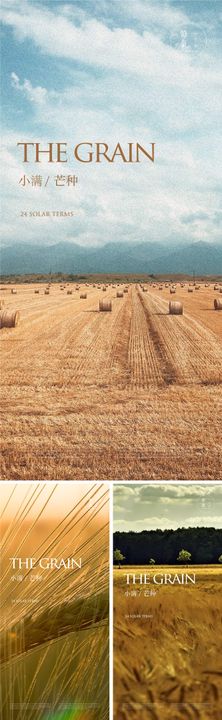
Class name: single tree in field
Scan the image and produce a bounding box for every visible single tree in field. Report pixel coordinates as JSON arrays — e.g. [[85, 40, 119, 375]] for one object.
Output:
[[177, 549, 192, 564], [218, 555, 222, 564], [149, 558, 155, 565], [114, 549, 125, 568]]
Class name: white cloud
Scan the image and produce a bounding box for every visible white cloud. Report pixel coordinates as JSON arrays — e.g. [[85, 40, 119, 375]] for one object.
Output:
[[11, 72, 48, 104], [114, 514, 222, 532], [184, 516, 222, 527], [114, 486, 136, 500], [1, 0, 221, 88], [135, 484, 222, 502], [117, 0, 188, 31]]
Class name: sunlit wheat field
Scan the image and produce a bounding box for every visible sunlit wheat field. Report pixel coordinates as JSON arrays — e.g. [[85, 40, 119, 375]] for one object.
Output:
[[114, 565, 222, 720], [0, 483, 109, 720]]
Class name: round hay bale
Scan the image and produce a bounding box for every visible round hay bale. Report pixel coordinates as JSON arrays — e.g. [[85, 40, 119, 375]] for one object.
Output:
[[80, 293, 87, 299], [159, 286, 163, 290], [214, 285, 218, 291], [188, 288, 193, 293], [99, 300, 112, 312], [11, 289, 17, 294], [102, 287, 107, 292], [0, 310, 20, 328], [34, 290, 40, 294], [116, 291, 123, 298], [169, 301, 183, 315], [67, 290, 73, 295], [214, 299, 222, 310], [124, 288, 128, 293], [44, 290, 50, 295], [170, 288, 176, 294]]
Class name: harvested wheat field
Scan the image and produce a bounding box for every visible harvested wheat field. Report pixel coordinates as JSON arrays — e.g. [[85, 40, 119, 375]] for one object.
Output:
[[0, 281, 222, 480], [114, 565, 222, 720]]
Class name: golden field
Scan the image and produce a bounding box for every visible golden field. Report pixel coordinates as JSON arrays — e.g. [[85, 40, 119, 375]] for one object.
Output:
[[114, 565, 222, 720], [0, 281, 222, 480]]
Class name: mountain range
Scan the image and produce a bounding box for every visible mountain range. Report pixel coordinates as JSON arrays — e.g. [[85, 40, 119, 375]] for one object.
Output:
[[0, 240, 222, 276]]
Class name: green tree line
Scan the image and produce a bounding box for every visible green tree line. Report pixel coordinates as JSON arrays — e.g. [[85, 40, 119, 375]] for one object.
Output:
[[114, 527, 222, 565]]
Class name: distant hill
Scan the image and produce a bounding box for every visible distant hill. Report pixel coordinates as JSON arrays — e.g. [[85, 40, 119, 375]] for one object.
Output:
[[0, 240, 221, 276]]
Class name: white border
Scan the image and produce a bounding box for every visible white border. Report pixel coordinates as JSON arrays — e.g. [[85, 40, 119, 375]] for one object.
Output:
[[109, 481, 113, 720]]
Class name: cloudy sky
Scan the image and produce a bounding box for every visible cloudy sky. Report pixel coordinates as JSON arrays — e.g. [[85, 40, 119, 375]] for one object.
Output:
[[113, 483, 222, 532], [1, 0, 222, 247]]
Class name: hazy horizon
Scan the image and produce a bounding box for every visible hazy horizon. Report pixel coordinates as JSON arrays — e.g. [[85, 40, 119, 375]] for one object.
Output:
[[1, 237, 221, 249]]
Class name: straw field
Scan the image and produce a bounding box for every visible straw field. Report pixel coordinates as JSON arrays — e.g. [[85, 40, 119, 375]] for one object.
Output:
[[0, 482, 109, 720], [114, 565, 222, 720], [0, 281, 221, 480]]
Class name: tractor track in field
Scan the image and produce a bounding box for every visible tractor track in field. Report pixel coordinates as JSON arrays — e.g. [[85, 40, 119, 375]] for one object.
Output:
[[141, 291, 222, 387], [137, 289, 179, 386], [109, 287, 179, 389], [107, 287, 171, 389], [110, 292, 132, 387], [127, 288, 165, 388]]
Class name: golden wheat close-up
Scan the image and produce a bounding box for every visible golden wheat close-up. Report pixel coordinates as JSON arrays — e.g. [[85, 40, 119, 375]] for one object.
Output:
[[114, 566, 222, 720], [0, 482, 109, 720]]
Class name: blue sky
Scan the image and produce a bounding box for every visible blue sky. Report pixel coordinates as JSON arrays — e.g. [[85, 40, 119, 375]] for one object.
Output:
[[1, 0, 222, 247]]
